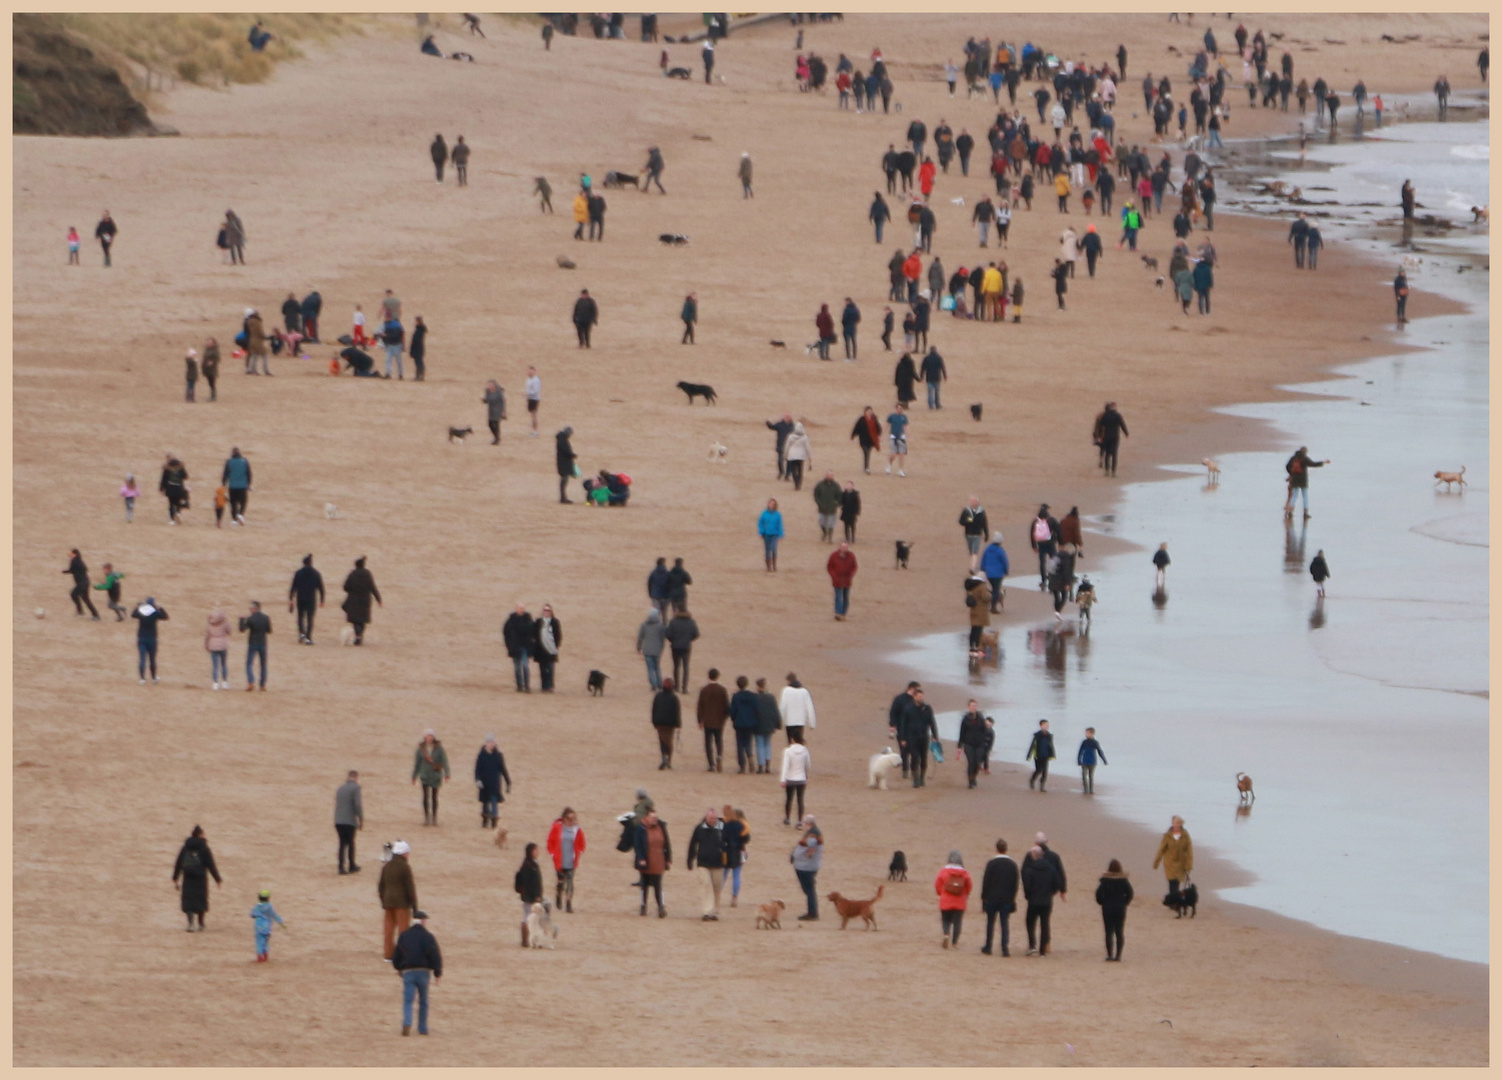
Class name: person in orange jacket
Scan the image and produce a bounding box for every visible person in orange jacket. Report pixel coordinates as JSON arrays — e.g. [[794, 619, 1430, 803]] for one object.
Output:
[[901, 250, 923, 304], [919, 156, 938, 199], [935, 849, 973, 948], [545, 808, 586, 913]]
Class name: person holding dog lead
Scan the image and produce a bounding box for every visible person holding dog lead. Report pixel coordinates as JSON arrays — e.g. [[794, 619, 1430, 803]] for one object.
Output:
[[1152, 815, 1193, 911]]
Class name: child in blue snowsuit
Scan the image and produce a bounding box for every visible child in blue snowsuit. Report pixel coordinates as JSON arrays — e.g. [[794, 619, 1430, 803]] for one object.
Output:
[[250, 891, 285, 961]]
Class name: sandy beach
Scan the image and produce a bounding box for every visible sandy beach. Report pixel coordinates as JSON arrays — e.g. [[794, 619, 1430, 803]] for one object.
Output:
[[12, 12, 1488, 1066]]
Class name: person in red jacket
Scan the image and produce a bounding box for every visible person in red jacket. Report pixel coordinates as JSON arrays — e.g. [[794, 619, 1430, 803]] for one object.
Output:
[[918, 156, 938, 199], [901, 250, 922, 304], [545, 808, 586, 913], [827, 542, 858, 620], [935, 849, 973, 948], [814, 304, 836, 360]]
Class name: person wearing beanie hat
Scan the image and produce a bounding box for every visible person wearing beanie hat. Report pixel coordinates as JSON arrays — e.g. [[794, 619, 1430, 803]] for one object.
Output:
[[1081, 222, 1104, 277], [380, 839, 418, 959], [935, 850, 973, 948], [249, 889, 285, 961]]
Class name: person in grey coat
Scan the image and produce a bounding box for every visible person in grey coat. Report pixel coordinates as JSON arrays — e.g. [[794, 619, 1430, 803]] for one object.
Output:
[[482, 380, 507, 444], [335, 770, 364, 874], [636, 608, 667, 690]]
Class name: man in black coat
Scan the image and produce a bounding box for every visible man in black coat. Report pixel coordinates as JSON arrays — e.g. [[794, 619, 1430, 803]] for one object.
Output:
[[64, 548, 100, 619], [430, 133, 448, 181], [765, 414, 795, 479], [980, 839, 1020, 955], [555, 426, 577, 503], [665, 557, 692, 612], [900, 688, 939, 788], [289, 554, 324, 644], [281, 293, 302, 333], [572, 290, 598, 347], [1020, 845, 1064, 955], [502, 603, 536, 692], [881, 146, 900, 194], [1026, 719, 1056, 791], [686, 808, 728, 920], [1094, 402, 1128, 476], [1080, 225, 1104, 276], [906, 118, 927, 159], [887, 681, 921, 777], [392, 911, 443, 1035]]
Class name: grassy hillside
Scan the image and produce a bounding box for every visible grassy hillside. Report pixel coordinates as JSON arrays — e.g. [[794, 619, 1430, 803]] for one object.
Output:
[[13, 14, 154, 136]]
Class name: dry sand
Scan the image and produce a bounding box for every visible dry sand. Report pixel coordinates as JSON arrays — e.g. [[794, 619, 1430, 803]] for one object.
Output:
[[12, 12, 1487, 1066]]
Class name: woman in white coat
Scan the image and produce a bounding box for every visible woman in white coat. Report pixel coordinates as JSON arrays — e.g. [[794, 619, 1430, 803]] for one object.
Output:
[[779, 672, 816, 744], [1060, 226, 1079, 279], [783, 423, 812, 492]]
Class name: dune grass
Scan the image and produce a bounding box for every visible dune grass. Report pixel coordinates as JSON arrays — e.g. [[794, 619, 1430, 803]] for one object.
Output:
[[53, 13, 366, 88]]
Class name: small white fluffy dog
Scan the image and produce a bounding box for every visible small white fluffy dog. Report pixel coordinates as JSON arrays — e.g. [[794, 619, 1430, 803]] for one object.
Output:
[[868, 747, 903, 789], [526, 901, 558, 948], [325, 502, 338, 520], [708, 442, 729, 463]]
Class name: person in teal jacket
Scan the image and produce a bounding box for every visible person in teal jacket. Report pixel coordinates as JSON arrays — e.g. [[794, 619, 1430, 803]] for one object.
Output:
[[249, 890, 285, 961], [758, 499, 784, 572]]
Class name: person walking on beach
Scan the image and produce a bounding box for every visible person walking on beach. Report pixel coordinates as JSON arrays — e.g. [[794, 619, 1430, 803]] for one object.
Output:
[[696, 669, 730, 772], [959, 496, 990, 571], [680, 293, 698, 345], [392, 909, 441, 1036], [546, 807, 584, 912], [132, 597, 169, 684], [474, 735, 511, 830], [379, 847, 421, 962], [920, 345, 946, 408], [64, 549, 100, 620], [204, 606, 230, 689], [886, 402, 910, 477], [1021, 843, 1064, 956], [841, 298, 861, 360], [687, 808, 728, 920], [901, 687, 939, 788], [729, 677, 760, 773], [766, 413, 795, 480], [813, 471, 842, 543], [248, 890, 285, 963], [335, 770, 363, 874], [634, 808, 672, 916], [1077, 727, 1107, 793], [95, 210, 117, 267], [1094, 402, 1128, 476], [451, 136, 470, 187], [870, 192, 891, 243], [791, 815, 822, 920], [120, 473, 140, 522], [533, 603, 561, 692], [1309, 549, 1331, 597], [1284, 446, 1330, 519], [160, 456, 189, 525], [172, 825, 222, 932], [533, 176, 554, 213], [94, 562, 126, 621], [827, 542, 858, 620], [666, 609, 699, 691], [780, 673, 816, 744], [652, 678, 682, 768], [1096, 859, 1134, 960], [1305, 224, 1323, 270], [221, 447, 251, 525], [1152, 543, 1170, 588], [1029, 505, 1060, 588], [753, 677, 781, 773], [1288, 213, 1310, 269], [738, 153, 754, 198], [572, 290, 598, 348], [224, 210, 246, 265], [288, 555, 324, 645], [1153, 815, 1193, 910], [430, 133, 448, 182], [502, 603, 535, 692], [935, 851, 973, 948], [341, 557, 381, 646], [839, 480, 861, 543], [238, 600, 271, 691], [980, 531, 1009, 612], [758, 498, 785, 571], [1434, 74, 1451, 120], [957, 701, 989, 788], [1026, 719, 1055, 791], [850, 407, 882, 475], [636, 608, 666, 690], [1394, 268, 1409, 323], [980, 839, 1020, 956], [966, 574, 992, 651], [412, 729, 451, 826], [556, 426, 577, 503]]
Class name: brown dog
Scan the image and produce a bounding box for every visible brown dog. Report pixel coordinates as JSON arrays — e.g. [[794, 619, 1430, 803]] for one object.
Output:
[[493, 824, 510, 850], [1236, 772, 1255, 805], [755, 899, 786, 930], [1434, 467, 1467, 492], [826, 885, 883, 930]]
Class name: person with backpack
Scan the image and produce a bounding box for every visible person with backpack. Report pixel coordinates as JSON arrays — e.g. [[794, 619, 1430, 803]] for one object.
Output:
[[1028, 504, 1059, 588], [1025, 719, 1056, 791], [172, 824, 222, 931], [1283, 445, 1329, 519], [980, 839, 1020, 955], [935, 850, 973, 948]]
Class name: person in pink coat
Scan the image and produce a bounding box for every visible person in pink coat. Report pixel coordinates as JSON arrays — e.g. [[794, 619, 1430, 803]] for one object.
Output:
[[204, 607, 231, 690]]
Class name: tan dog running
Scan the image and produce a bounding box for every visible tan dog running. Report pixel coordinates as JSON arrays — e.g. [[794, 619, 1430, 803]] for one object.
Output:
[[755, 899, 786, 929], [1434, 466, 1467, 491]]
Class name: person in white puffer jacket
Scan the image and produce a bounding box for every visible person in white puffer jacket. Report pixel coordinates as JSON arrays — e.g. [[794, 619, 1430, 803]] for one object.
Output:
[[779, 673, 816, 744]]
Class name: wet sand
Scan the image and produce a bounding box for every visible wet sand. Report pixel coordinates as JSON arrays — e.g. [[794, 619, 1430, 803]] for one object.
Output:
[[12, 13, 1488, 1066]]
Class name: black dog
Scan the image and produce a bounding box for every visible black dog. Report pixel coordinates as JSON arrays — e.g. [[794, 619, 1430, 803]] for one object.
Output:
[[970, 403, 983, 421], [677, 380, 717, 405], [447, 425, 474, 444], [894, 540, 914, 569], [1164, 882, 1199, 918], [888, 850, 908, 882], [658, 233, 690, 246], [603, 170, 640, 189], [665, 66, 692, 79], [587, 670, 609, 696]]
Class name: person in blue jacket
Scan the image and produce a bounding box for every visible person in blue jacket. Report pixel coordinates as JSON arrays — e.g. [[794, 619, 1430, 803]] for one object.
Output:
[[249, 889, 285, 961], [222, 447, 252, 525], [980, 531, 1010, 612], [1077, 727, 1107, 794], [758, 499, 784, 572], [728, 675, 761, 773]]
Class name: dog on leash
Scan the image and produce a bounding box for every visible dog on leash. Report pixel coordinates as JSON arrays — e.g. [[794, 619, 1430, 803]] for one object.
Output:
[[827, 885, 884, 930], [888, 851, 908, 882], [1165, 881, 1199, 918], [1142, 255, 1160, 271], [868, 747, 903, 789], [1236, 772, 1255, 805], [587, 670, 609, 696], [658, 233, 690, 246], [708, 442, 729, 463], [677, 380, 717, 405], [755, 899, 786, 929], [448, 425, 474, 444], [525, 901, 559, 948], [1203, 458, 1221, 481], [894, 540, 915, 569], [603, 170, 640, 189], [1434, 466, 1467, 491]]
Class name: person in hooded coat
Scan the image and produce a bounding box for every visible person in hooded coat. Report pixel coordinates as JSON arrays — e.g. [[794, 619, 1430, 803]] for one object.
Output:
[[894, 353, 919, 405], [341, 557, 382, 645], [474, 735, 512, 828], [1095, 859, 1134, 960], [173, 825, 223, 931]]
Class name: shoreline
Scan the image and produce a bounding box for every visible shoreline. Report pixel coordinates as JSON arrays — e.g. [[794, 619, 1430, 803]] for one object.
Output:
[[13, 12, 1488, 1065]]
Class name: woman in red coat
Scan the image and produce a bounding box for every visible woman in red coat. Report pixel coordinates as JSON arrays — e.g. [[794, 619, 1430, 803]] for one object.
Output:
[[545, 808, 586, 913], [826, 542, 858, 620], [919, 157, 938, 198], [935, 849, 973, 948]]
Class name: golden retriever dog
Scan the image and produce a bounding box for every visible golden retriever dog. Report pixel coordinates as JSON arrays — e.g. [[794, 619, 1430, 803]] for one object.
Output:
[[1434, 466, 1467, 491], [826, 885, 883, 930], [755, 899, 786, 929]]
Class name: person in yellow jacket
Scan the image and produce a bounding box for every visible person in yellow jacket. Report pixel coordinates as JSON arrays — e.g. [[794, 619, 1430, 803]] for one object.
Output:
[[1054, 171, 1072, 214], [572, 192, 589, 240], [1152, 815, 1193, 902], [980, 264, 1003, 322]]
